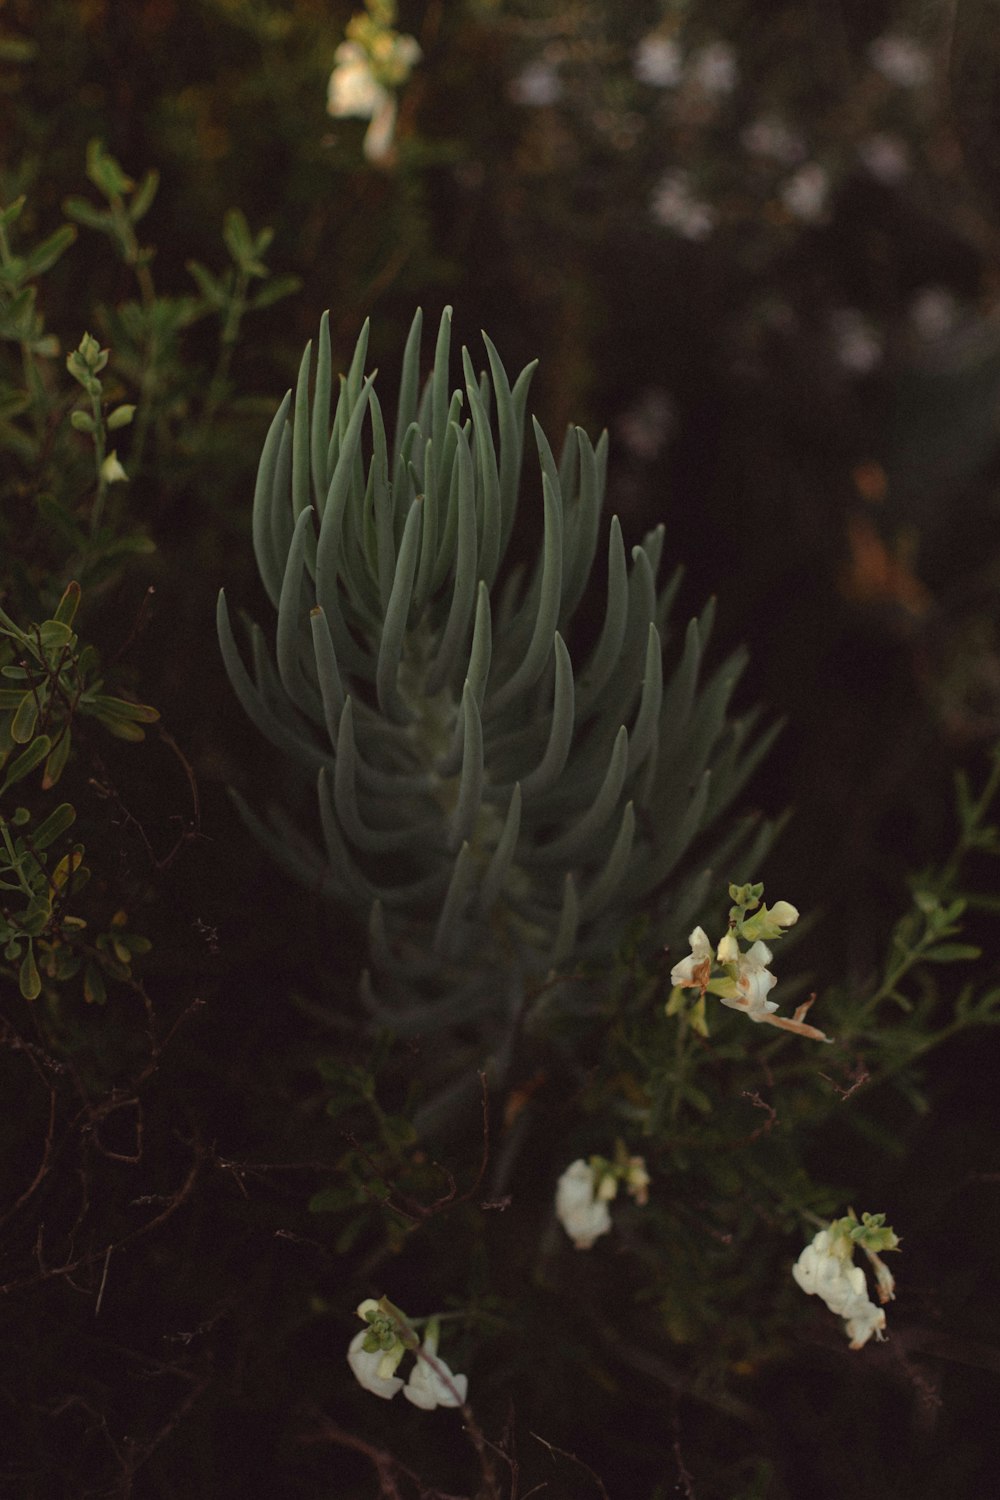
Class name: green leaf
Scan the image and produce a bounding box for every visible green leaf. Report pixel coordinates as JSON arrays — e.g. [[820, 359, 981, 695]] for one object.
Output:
[[19, 943, 41, 1000], [86, 139, 134, 198], [128, 169, 159, 223], [37, 619, 75, 651], [0, 197, 27, 230], [249, 273, 302, 310], [923, 942, 982, 962], [0, 733, 50, 792], [23, 223, 77, 279], [186, 259, 227, 307], [87, 694, 159, 724], [62, 196, 113, 232], [9, 688, 40, 744], [53, 581, 81, 628], [32, 801, 75, 850], [83, 959, 107, 1005]]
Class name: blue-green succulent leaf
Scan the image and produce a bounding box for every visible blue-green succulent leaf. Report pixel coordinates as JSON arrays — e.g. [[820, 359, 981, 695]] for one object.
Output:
[[376, 495, 422, 723], [310, 311, 333, 509], [393, 307, 423, 468], [477, 783, 522, 918], [252, 389, 292, 608]]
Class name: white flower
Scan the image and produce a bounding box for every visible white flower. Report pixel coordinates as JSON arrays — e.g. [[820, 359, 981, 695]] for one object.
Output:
[[347, 1328, 406, 1399], [328, 40, 385, 119], [634, 34, 683, 88], [650, 172, 715, 241], [909, 285, 958, 341], [670, 926, 715, 990], [404, 1343, 468, 1410], [716, 928, 740, 963], [100, 450, 128, 485], [793, 1229, 888, 1349], [509, 59, 562, 107], [868, 34, 931, 89], [858, 133, 910, 185], [844, 1298, 887, 1349], [831, 308, 882, 375], [326, 32, 420, 163], [690, 41, 737, 95], [767, 901, 799, 929], [741, 116, 806, 165], [780, 162, 829, 222], [555, 1159, 614, 1249], [722, 940, 778, 1019]]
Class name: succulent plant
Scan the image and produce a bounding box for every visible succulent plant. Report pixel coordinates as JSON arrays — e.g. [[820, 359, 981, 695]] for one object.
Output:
[[218, 308, 777, 1034]]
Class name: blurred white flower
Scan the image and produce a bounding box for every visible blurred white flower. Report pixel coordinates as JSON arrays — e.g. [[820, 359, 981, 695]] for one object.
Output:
[[831, 308, 882, 374], [868, 33, 931, 88], [858, 132, 910, 184], [100, 450, 128, 485], [326, 29, 421, 163], [793, 1229, 888, 1349], [634, 34, 683, 87], [555, 1159, 614, 1249], [328, 39, 384, 118], [650, 171, 715, 240], [779, 162, 829, 222], [741, 115, 806, 165], [909, 285, 958, 340], [616, 386, 676, 461], [510, 58, 562, 107], [691, 40, 738, 95]]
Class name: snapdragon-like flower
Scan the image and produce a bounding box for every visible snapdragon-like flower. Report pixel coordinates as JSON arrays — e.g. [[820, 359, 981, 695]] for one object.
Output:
[[792, 1214, 899, 1349], [722, 939, 779, 1020], [555, 1149, 650, 1248], [555, 1159, 614, 1248], [668, 883, 831, 1041], [404, 1322, 468, 1410], [670, 926, 714, 993], [348, 1298, 467, 1407]]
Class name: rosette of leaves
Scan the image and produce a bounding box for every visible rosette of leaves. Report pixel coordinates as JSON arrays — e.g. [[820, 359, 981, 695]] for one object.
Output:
[[218, 308, 777, 1031]]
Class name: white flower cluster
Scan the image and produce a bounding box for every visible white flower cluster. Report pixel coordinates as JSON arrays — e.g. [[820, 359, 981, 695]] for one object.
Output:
[[633, 34, 737, 94], [868, 33, 931, 90], [792, 1215, 899, 1349], [347, 1299, 468, 1409], [555, 1152, 650, 1250], [650, 170, 715, 241], [669, 883, 831, 1041]]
